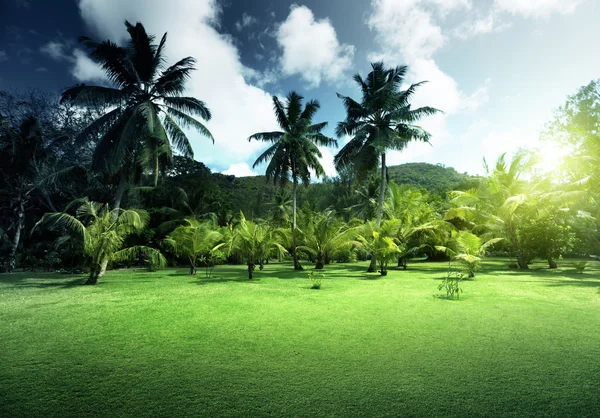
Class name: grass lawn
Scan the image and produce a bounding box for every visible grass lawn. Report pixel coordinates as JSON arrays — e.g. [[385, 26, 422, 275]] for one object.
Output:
[[1, 258, 599, 417]]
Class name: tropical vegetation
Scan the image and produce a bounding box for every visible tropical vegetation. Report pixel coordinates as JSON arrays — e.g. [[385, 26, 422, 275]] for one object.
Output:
[[1, 16, 600, 418]]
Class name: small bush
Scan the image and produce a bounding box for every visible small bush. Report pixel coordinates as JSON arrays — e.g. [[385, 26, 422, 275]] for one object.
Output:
[[308, 271, 324, 289], [438, 272, 463, 300], [571, 261, 588, 273]]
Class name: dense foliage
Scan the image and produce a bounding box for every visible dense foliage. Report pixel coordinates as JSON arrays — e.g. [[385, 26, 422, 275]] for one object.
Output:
[[1, 21, 599, 285]]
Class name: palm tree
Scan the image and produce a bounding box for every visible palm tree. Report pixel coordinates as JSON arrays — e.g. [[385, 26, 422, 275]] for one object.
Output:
[[248, 91, 337, 270], [164, 218, 224, 275], [436, 231, 502, 278], [359, 219, 403, 276], [445, 152, 540, 269], [348, 177, 379, 221], [227, 212, 287, 279], [335, 62, 441, 272], [296, 211, 361, 269], [383, 182, 449, 269], [35, 199, 165, 284], [61, 21, 214, 211], [267, 188, 293, 227]]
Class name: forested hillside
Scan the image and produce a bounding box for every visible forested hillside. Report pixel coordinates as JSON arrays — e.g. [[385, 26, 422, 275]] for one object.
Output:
[[153, 159, 479, 222], [387, 163, 480, 195]]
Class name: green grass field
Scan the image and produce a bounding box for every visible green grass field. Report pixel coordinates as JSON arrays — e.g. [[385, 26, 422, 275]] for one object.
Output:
[[1, 259, 599, 417]]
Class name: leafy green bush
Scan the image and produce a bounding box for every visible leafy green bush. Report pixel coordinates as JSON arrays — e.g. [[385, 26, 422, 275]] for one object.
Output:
[[308, 271, 324, 289], [438, 271, 463, 300], [571, 261, 588, 273]]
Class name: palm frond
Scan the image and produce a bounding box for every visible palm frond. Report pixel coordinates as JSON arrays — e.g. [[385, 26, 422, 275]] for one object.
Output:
[[162, 97, 211, 121], [166, 107, 214, 143], [163, 113, 194, 157], [61, 85, 124, 106]]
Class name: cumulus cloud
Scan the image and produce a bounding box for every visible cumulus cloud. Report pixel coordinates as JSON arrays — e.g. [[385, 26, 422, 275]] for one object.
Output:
[[494, 0, 583, 18], [73, 0, 280, 174], [71, 49, 109, 83], [276, 5, 354, 88], [453, 13, 512, 39], [367, 0, 490, 165], [221, 163, 258, 177]]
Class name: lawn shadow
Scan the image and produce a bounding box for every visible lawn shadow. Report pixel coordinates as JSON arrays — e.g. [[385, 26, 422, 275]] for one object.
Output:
[[542, 277, 600, 289], [0, 272, 87, 289], [192, 276, 262, 285]]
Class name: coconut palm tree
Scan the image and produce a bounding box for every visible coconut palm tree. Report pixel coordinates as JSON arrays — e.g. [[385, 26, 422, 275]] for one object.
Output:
[[164, 218, 224, 275], [267, 188, 293, 227], [248, 91, 336, 269], [227, 212, 287, 279], [335, 62, 441, 272], [35, 199, 165, 284], [383, 182, 449, 268], [445, 152, 542, 269], [359, 219, 404, 276], [61, 21, 214, 210], [436, 231, 502, 278], [296, 211, 361, 269]]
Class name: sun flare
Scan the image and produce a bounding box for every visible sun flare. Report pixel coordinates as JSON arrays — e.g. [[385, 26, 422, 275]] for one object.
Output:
[[535, 143, 568, 173]]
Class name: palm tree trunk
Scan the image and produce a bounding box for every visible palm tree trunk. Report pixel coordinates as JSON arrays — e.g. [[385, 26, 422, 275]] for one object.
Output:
[[516, 253, 529, 269], [113, 168, 128, 212], [248, 262, 255, 279], [368, 153, 387, 273], [292, 180, 303, 270], [92, 169, 128, 282], [376, 153, 387, 227], [315, 252, 325, 269], [7, 194, 25, 273], [98, 259, 109, 278], [398, 256, 407, 270], [86, 265, 100, 285]]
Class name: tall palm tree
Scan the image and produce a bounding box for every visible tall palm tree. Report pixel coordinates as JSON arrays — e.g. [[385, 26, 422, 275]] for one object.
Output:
[[61, 21, 214, 211], [335, 62, 441, 271], [248, 92, 337, 269]]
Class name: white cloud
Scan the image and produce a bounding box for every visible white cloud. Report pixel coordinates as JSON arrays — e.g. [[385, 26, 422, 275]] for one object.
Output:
[[71, 49, 109, 83], [40, 41, 70, 61], [454, 13, 512, 39], [235, 13, 257, 32], [221, 163, 258, 177], [74, 0, 280, 174], [0, 51, 7, 62], [494, 0, 583, 18], [367, 1, 489, 117], [367, 0, 492, 167], [317, 146, 338, 178], [367, 1, 447, 62], [276, 5, 354, 87]]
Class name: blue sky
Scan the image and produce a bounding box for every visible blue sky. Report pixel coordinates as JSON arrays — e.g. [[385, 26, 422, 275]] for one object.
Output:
[[1, 0, 599, 177]]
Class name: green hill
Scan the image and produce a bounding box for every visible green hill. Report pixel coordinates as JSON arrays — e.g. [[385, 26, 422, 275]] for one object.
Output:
[[387, 162, 480, 195]]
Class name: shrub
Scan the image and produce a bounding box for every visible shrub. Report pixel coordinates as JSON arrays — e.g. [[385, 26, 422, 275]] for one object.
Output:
[[571, 261, 588, 273], [438, 271, 463, 300], [308, 271, 324, 289]]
